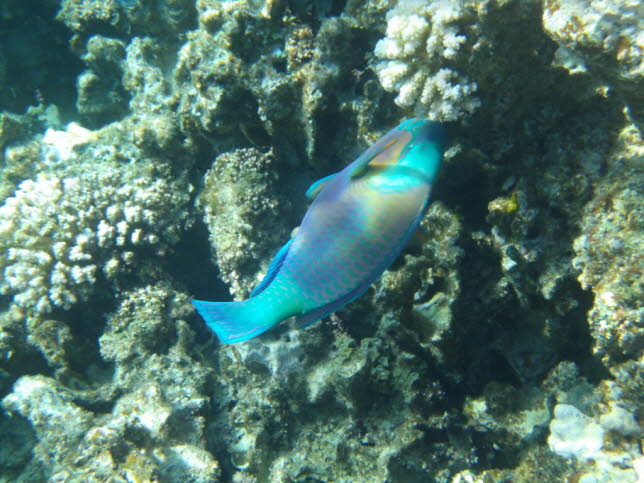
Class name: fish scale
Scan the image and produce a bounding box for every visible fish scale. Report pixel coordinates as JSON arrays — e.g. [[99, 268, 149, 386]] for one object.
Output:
[[192, 119, 446, 343]]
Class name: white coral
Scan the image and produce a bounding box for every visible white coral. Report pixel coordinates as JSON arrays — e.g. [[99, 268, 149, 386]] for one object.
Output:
[[548, 404, 605, 459], [0, 166, 190, 315], [374, 0, 481, 121], [542, 0, 643, 121], [1, 375, 93, 467], [42, 122, 94, 163], [543, 0, 643, 81], [548, 403, 642, 482]]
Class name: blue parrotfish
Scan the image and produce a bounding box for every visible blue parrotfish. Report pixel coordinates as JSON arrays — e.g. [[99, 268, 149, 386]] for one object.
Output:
[[193, 118, 446, 343]]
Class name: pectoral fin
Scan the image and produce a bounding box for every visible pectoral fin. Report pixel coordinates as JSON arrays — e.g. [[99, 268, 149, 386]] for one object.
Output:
[[349, 138, 398, 179], [349, 129, 411, 179]]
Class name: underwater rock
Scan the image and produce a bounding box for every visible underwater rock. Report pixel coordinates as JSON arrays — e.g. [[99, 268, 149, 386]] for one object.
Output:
[[174, 24, 247, 137], [548, 401, 642, 482], [80, 283, 219, 481], [175, 0, 394, 171], [2, 375, 93, 470], [199, 147, 292, 298], [51, 381, 219, 482], [549, 404, 605, 459], [231, 333, 307, 377], [369, 201, 462, 351], [77, 35, 129, 127], [464, 383, 550, 445], [57, 0, 197, 47], [121, 36, 189, 157], [98, 282, 214, 419], [572, 124, 643, 369], [544, 362, 643, 482], [214, 325, 475, 481], [161, 443, 222, 482], [542, 0, 644, 123]]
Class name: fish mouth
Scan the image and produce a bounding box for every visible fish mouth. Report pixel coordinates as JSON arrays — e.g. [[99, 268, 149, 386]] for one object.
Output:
[[413, 120, 448, 147]]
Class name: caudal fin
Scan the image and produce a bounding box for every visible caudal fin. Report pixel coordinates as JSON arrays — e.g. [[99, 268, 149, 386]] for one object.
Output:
[[192, 298, 278, 344]]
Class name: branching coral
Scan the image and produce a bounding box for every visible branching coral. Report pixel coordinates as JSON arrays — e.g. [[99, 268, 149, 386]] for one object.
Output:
[[0, 165, 191, 315], [374, 0, 482, 121]]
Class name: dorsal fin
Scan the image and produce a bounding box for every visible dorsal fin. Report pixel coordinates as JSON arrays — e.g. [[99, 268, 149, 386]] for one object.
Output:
[[305, 173, 337, 200], [249, 238, 293, 297]]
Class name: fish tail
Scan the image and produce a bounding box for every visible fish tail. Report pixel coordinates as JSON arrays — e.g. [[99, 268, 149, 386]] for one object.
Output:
[[192, 297, 280, 344]]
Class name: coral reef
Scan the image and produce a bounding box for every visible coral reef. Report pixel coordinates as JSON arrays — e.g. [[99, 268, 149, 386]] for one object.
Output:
[[2, 282, 221, 481], [172, 0, 399, 172], [0, 0, 642, 482], [0, 108, 194, 402]]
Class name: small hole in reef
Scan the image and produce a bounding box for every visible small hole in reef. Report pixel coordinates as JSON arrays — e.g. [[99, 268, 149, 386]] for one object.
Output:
[[167, 220, 230, 301], [272, 57, 286, 73]]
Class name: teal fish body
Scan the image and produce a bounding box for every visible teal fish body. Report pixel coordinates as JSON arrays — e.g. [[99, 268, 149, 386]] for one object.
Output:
[[193, 119, 446, 343]]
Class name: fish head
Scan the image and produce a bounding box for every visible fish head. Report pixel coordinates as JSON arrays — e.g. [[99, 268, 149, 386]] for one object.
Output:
[[356, 119, 445, 194], [395, 119, 446, 183], [356, 119, 446, 184]]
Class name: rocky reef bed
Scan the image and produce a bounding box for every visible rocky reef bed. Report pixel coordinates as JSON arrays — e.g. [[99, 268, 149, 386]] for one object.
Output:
[[0, 0, 641, 481]]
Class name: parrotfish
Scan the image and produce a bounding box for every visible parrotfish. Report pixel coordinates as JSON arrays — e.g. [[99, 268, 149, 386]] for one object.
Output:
[[193, 118, 446, 343]]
